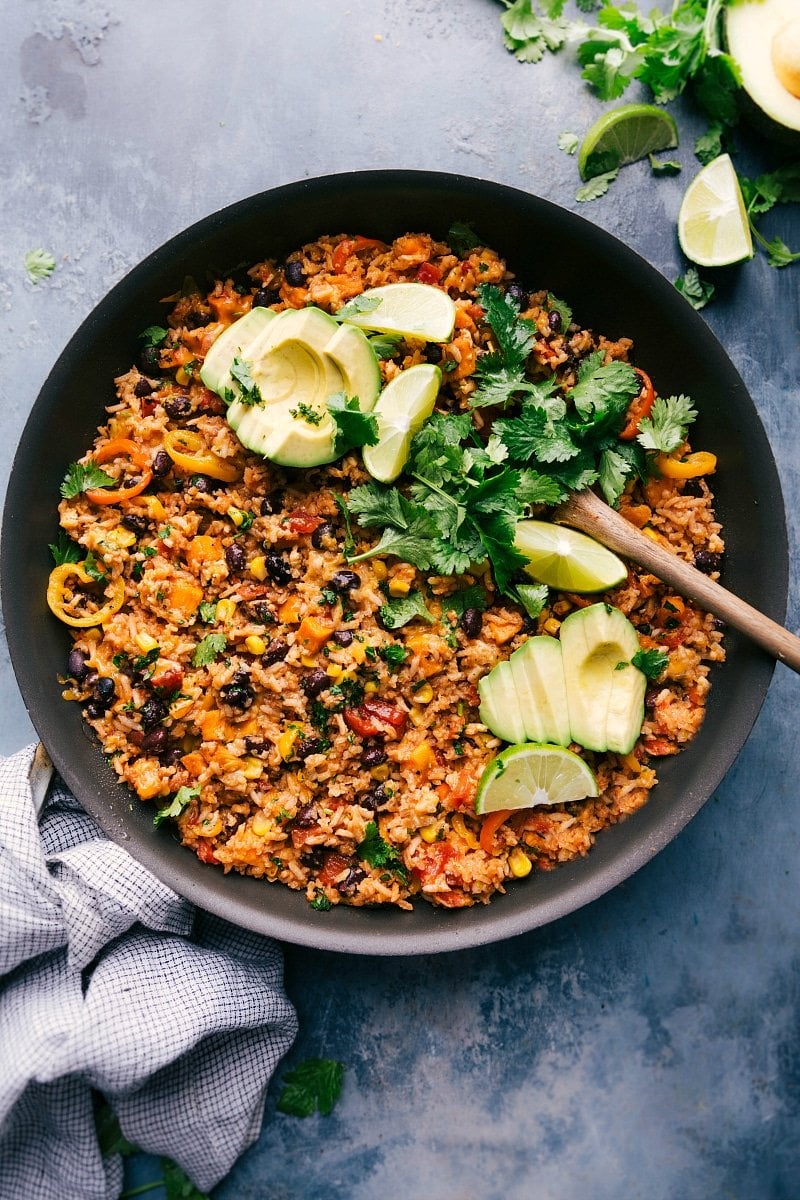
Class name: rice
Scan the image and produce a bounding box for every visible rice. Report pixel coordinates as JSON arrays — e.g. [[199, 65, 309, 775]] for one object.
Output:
[[50, 231, 725, 911]]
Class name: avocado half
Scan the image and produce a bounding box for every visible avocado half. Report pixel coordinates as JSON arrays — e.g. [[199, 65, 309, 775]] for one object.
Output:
[[726, 0, 800, 143]]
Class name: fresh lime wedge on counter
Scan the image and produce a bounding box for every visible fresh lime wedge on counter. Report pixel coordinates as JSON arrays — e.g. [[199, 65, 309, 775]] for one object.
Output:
[[340, 283, 456, 342], [362, 363, 441, 483], [578, 104, 678, 180], [475, 743, 598, 814], [514, 521, 627, 593], [677, 153, 754, 268]]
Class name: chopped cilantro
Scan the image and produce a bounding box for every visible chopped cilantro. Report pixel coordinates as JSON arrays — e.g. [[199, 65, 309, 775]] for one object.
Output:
[[49, 531, 81, 565], [276, 1058, 344, 1117], [632, 647, 669, 679], [377, 590, 435, 630], [138, 325, 168, 347], [675, 269, 715, 311], [83, 551, 108, 586], [378, 642, 408, 667], [356, 820, 408, 882], [191, 632, 227, 667], [309, 889, 332, 912], [154, 785, 199, 829], [60, 460, 116, 500], [290, 401, 324, 426], [327, 392, 379, 456], [334, 294, 382, 321], [447, 220, 482, 256], [25, 248, 56, 283], [229, 354, 262, 405], [636, 395, 697, 455]]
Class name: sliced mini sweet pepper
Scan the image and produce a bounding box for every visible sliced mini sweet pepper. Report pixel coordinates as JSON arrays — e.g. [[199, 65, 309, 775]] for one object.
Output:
[[162, 429, 240, 482], [83, 438, 153, 505], [47, 561, 125, 627], [656, 450, 717, 479]]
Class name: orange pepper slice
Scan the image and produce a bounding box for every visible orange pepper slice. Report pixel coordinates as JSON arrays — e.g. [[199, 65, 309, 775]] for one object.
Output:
[[84, 438, 153, 505], [47, 561, 125, 627], [656, 451, 717, 479], [162, 429, 240, 482]]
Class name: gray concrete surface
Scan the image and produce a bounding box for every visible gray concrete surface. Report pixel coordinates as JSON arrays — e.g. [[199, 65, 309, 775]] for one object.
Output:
[[2, 2, 798, 1197]]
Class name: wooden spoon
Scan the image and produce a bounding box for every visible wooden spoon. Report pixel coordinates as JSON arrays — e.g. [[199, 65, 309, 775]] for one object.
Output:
[[553, 488, 800, 674]]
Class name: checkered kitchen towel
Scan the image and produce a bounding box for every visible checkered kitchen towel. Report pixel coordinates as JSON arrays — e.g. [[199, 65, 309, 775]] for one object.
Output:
[[0, 744, 298, 1200]]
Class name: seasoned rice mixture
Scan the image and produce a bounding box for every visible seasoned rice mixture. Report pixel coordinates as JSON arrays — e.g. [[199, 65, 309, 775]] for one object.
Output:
[[50, 231, 725, 910]]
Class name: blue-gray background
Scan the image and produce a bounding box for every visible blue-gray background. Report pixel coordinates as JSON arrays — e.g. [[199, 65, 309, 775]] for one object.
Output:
[[2, 3, 798, 1198]]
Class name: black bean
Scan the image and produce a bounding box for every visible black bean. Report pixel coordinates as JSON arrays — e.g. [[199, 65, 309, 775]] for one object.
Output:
[[140, 697, 168, 730], [337, 867, 366, 897], [460, 607, 483, 639], [67, 648, 89, 681], [284, 260, 306, 287], [190, 474, 214, 494], [520, 614, 538, 635], [248, 602, 275, 626], [332, 629, 353, 647], [122, 514, 150, 537], [507, 282, 529, 308], [694, 550, 722, 575], [548, 310, 562, 333], [260, 490, 284, 516], [225, 543, 247, 574], [151, 450, 172, 478], [164, 393, 192, 419], [141, 727, 168, 755], [294, 803, 319, 829], [159, 746, 184, 766], [311, 522, 337, 550], [301, 669, 329, 698], [262, 638, 289, 666], [265, 552, 292, 585], [94, 676, 116, 704], [330, 569, 360, 593], [221, 671, 255, 710], [84, 701, 106, 720], [244, 737, 271, 756], [645, 688, 661, 708], [361, 745, 387, 770], [134, 378, 154, 397], [682, 478, 705, 498], [360, 782, 391, 811], [139, 344, 161, 373], [426, 344, 443, 363], [253, 287, 278, 308], [300, 847, 326, 870], [83, 671, 99, 690], [712, 617, 726, 632], [184, 310, 212, 329], [296, 737, 324, 759]]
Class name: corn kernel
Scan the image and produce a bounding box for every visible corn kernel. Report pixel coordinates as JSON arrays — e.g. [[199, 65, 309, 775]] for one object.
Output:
[[326, 663, 343, 679], [408, 708, 427, 728], [451, 812, 480, 850], [105, 527, 137, 549], [372, 560, 388, 581], [142, 496, 167, 521], [227, 505, 246, 527], [84, 629, 102, 644], [349, 641, 367, 665], [509, 847, 533, 878], [364, 680, 379, 694], [388, 576, 411, 597], [176, 366, 191, 386], [300, 655, 317, 669], [277, 728, 298, 760], [621, 752, 641, 774], [249, 555, 267, 581], [135, 631, 159, 654], [251, 811, 271, 836], [543, 617, 561, 636], [412, 683, 433, 705], [245, 635, 266, 656], [370, 762, 390, 781], [241, 756, 264, 780], [61, 687, 81, 702], [216, 598, 237, 623], [200, 814, 223, 837], [420, 823, 441, 843]]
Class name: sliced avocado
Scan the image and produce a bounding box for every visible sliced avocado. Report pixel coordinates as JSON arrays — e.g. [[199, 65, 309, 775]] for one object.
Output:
[[509, 636, 572, 747], [199, 307, 277, 394], [559, 603, 646, 755], [478, 660, 527, 745], [324, 323, 381, 412], [726, 0, 800, 140]]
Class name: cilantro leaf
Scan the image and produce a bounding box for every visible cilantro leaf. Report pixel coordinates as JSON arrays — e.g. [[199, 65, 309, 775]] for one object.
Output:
[[25, 248, 56, 283], [335, 294, 382, 321], [229, 354, 262, 405], [347, 488, 440, 569], [447, 221, 482, 255], [154, 785, 199, 829], [515, 581, 549, 619], [356, 820, 408, 881], [49, 531, 82, 565], [443, 584, 489, 619], [494, 402, 579, 465], [378, 591, 435, 630], [276, 1058, 345, 1118], [500, 0, 571, 64], [598, 446, 634, 508], [761, 236, 800, 269], [632, 647, 669, 679], [191, 632, 227, 667], [138, 325, 168, 347], [83, 550, 109, 586], [60, 460, 116, 499], [649, 154, 681, 177], [694, 124, 725, 166], [160, 1157, 211, 1199], [675, 268, 715, 310], [310, 888, 332, 911], [569, 356, 639, 426], [546, 292, 573, 331], [557, 130, 579, 155], [367, 331, 404, 358], [636, 394, 697, 454], [516, 467, 568, 506], [197, 600, 218, 624], [327, 392, 379, 456], [575, 168, 619, 202], [471, 284, 537, 408]]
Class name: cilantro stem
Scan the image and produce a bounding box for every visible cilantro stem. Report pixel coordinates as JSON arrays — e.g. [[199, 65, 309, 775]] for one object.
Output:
[[119, 1181, 164, 1199]]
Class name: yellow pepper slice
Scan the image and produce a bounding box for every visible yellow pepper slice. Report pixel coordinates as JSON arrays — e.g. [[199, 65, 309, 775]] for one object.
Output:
[[162, 429, 240, 482], [47, 562, 126, 627], [655, 451, 717, 479]]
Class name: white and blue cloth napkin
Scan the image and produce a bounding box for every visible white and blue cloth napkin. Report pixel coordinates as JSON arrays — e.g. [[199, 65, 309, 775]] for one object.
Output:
[[0, 744, 298, 1200]]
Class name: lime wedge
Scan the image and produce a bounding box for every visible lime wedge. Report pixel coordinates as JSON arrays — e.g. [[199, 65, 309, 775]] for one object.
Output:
[[677, 153, 754, 268], [578, 103, 678, 180], [514, 520, 627, 593], [362, 364, 441, 483], [341, 283, 456, 343], [475, 743, 598, 815]]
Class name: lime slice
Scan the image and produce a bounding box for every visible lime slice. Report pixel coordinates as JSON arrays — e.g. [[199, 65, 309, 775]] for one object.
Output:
[[677, 154, 754, 268], [341, 283, 457, 342], [578, 103, 678, 180], [514, 520, 627, 593], [475, 743, 598, 815], [362, 363, 441, 482]]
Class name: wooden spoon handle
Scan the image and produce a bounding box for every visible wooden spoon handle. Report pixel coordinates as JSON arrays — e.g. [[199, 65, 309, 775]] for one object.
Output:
[[554, 488, 800, 674]]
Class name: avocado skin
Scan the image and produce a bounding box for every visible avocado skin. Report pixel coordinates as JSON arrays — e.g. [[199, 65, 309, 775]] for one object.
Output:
[[724, 1, 800, 145]]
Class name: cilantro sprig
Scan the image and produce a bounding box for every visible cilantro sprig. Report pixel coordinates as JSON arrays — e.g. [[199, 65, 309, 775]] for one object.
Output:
[[327, 392, 379, 456], [356, 820, 408, 882], [60, 460, 116, 499], [276, 1058, 345, 1118], [739, 164, 800, 268]]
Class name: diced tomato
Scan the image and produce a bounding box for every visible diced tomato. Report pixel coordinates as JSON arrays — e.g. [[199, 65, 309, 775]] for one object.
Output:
[[291, 825, 321, 849], [286, 508, 323, 535], [140, 396, 158, 417], [417, 262, 442, 285], [642, 736, 678, 757], [196, 839, 219, 864], [318, 851, 352, 886], [343, 699, 408, 739], [331, 236, 384, 274], [434, 890, 472, 908], [150, 667, 184, 694]]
